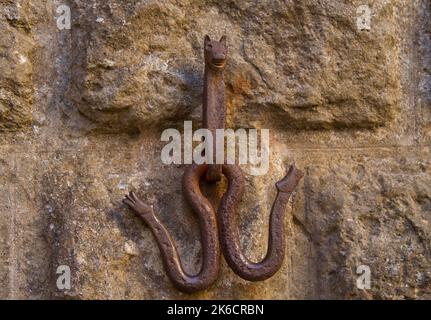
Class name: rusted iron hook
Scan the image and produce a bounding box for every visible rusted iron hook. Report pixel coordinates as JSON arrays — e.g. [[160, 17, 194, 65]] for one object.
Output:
[[123, 35, 302, 293]]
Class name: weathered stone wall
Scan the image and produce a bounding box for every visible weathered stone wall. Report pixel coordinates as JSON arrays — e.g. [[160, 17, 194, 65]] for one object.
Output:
[[0, 0, 430, 299]]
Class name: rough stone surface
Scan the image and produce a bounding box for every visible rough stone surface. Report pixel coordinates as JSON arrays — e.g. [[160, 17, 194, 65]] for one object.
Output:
[[0, 0, 430, 300], [0, 1, 38, 131], [67, 0, 399, 132]]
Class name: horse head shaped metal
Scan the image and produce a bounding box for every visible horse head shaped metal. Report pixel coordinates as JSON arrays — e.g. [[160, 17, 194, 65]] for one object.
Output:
[[123, 35, 303, 293]]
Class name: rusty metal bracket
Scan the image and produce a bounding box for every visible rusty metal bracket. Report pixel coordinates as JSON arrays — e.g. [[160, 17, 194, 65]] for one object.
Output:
[[123, 35, 302, 293], [203, 35, 227, 182]]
